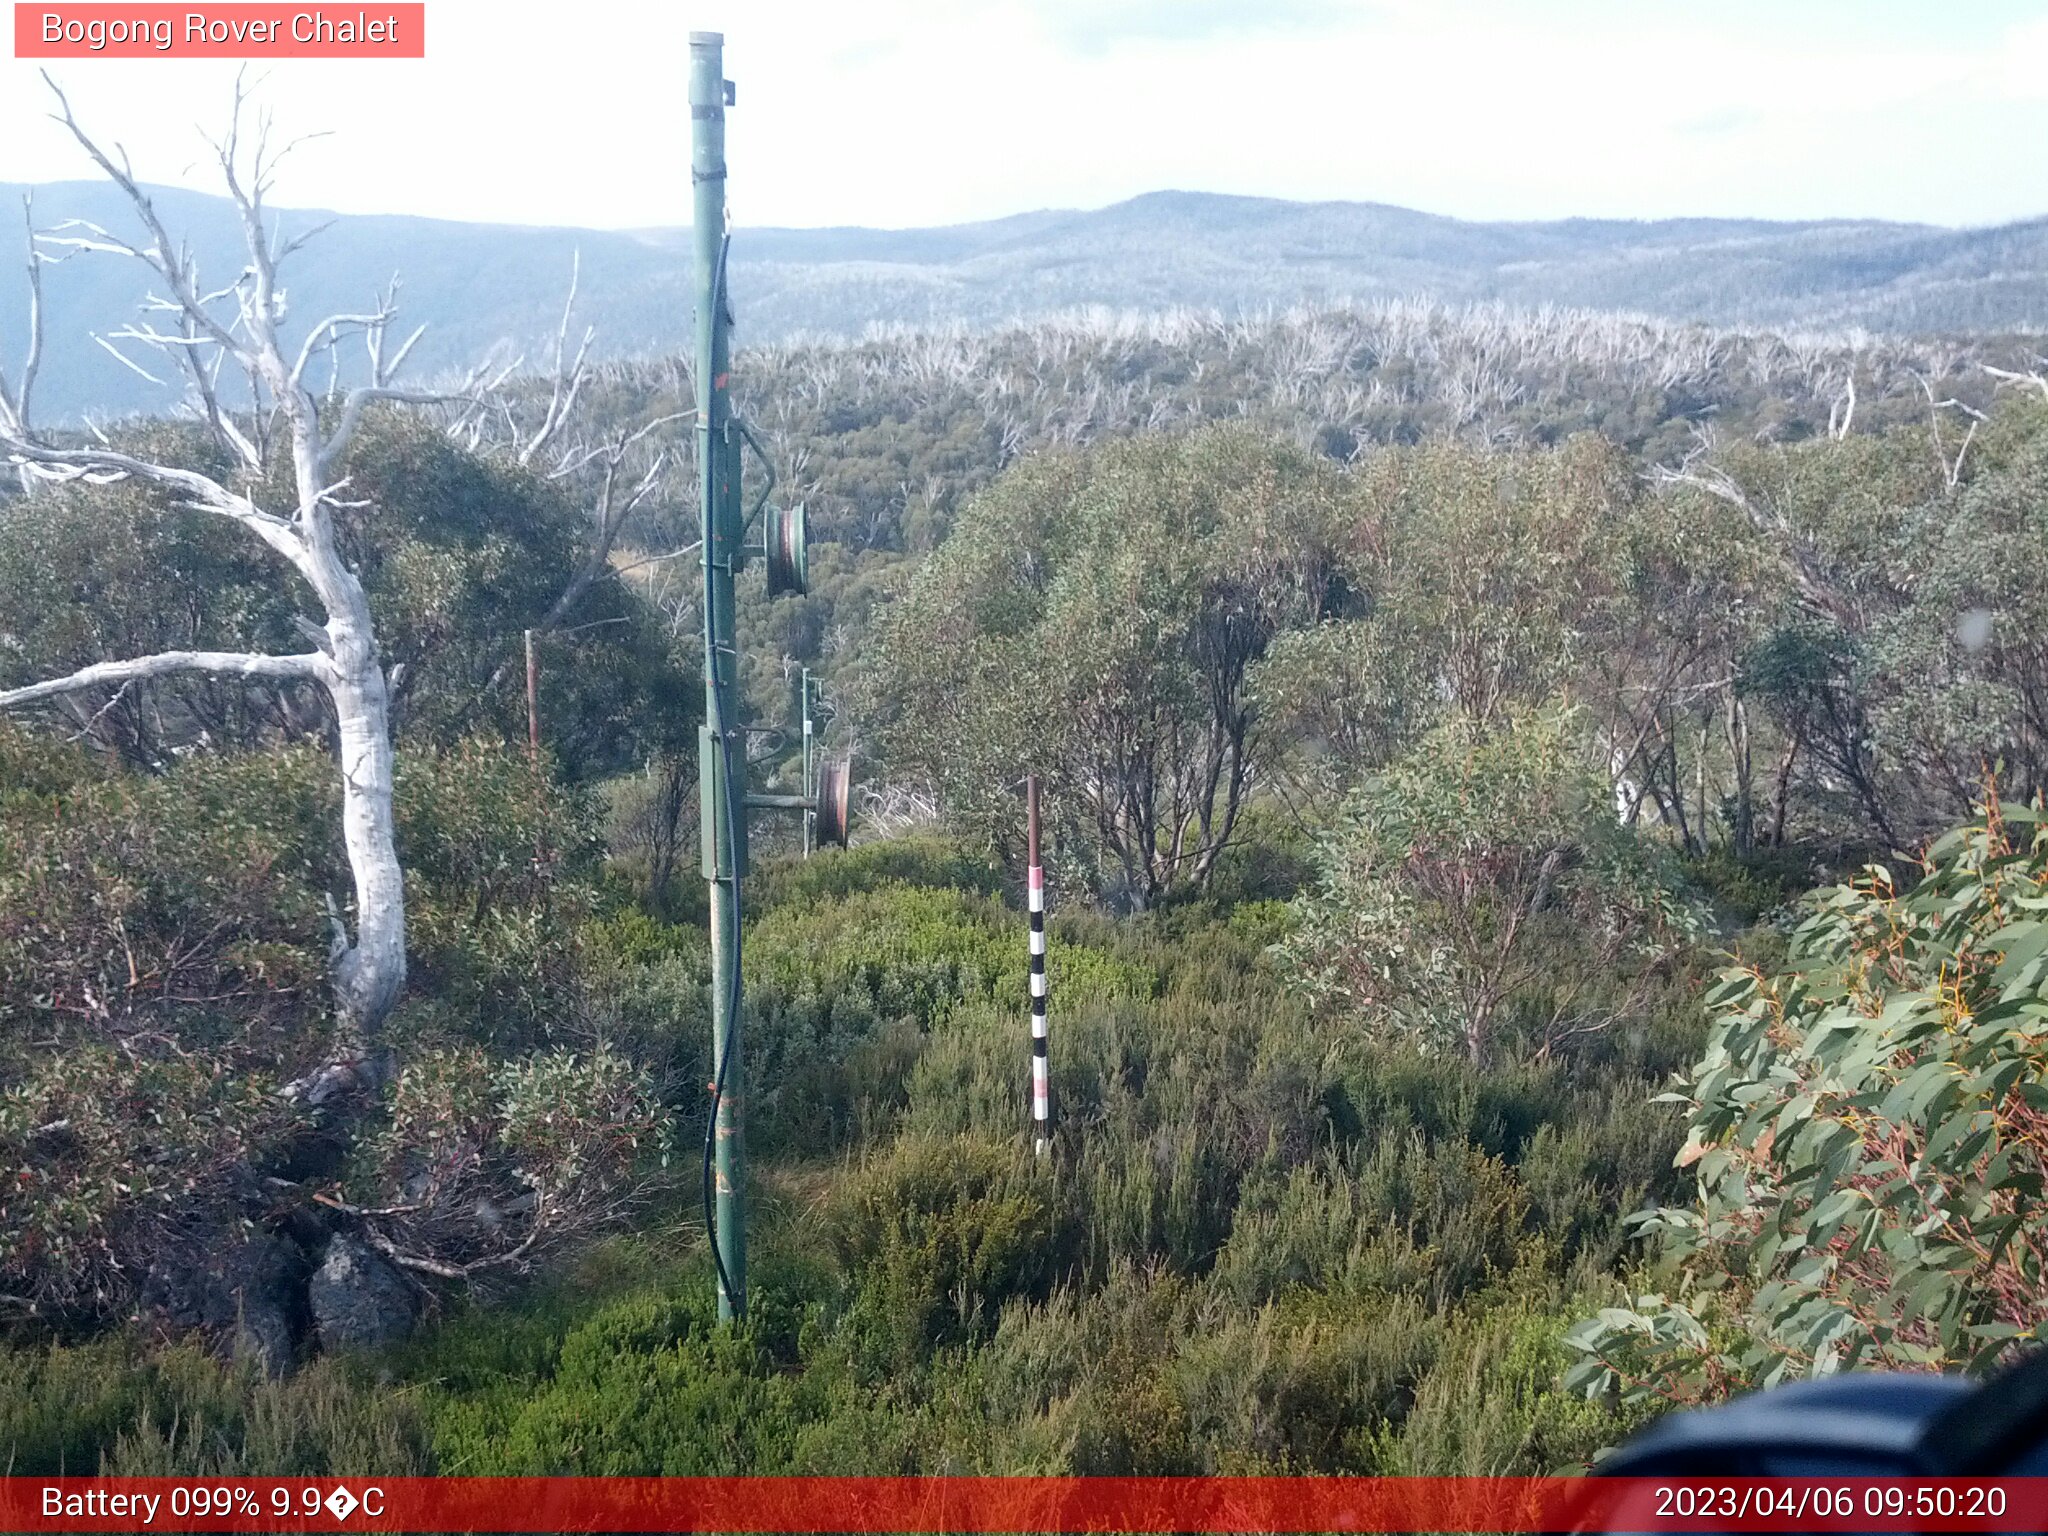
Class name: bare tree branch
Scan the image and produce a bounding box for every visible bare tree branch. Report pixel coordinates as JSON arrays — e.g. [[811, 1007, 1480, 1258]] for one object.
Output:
[[0, 194, 43, 448], [1, 438, 316, 575], [43, 74, 245, 359], [517, 252, 592, 466], [1983, 362, 2048, 401], [0, 649, 327, 710], [290, 308, 391, 390], [320, 384, 466, 473], [536, 441, 673, 633], [1916, 371, 1988, 491]]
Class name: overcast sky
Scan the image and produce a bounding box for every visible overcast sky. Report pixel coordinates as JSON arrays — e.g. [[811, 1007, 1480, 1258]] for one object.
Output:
[[3, 0, 2045, 231]]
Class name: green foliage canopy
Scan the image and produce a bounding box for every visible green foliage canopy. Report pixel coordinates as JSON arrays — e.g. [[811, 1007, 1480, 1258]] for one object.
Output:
[[875, 426, 1349, 905], [1569, 799, 2048, 1404], [1281, 712, 1699, 1066]]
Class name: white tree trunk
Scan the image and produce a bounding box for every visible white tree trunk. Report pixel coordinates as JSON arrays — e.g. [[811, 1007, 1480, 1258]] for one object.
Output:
[[328, 595, 407, 1038]]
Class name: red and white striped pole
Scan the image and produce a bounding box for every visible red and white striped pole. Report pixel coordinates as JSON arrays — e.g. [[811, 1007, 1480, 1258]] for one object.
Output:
[[1027, 774, 1049, 1156]]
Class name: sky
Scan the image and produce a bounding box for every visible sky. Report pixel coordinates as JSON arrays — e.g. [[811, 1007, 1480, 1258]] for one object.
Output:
[[2, 0, 2046, 232]]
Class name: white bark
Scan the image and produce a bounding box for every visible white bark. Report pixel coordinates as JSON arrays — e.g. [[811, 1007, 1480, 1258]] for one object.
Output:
[[0, 77, 441, 1050], [328, 635, 405, 1033], [0, 649, 325, 708]]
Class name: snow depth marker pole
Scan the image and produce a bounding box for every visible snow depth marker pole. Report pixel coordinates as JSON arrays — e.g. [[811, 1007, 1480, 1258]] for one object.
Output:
[[801, 667, 814, 858], [1027, 775, 1049, 1155]]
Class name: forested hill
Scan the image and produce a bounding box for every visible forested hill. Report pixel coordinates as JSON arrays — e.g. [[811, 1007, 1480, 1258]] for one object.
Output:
[[5, 179, 2046, 419], [693, 192, 2048, 341]]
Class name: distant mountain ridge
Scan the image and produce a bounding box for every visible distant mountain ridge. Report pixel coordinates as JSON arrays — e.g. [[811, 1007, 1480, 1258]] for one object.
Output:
[[2, 183, 2044, 420]]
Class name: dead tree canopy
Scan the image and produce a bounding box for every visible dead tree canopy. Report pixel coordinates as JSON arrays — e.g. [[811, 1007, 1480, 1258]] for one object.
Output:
[[0, 75, 479, 1073]]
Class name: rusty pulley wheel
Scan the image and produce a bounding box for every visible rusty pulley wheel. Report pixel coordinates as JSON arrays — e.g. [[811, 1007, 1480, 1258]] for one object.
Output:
[[815, 757, 852, 847]]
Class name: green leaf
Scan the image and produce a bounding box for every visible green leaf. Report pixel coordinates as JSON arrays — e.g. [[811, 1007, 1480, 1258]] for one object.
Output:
[[1806, 1187, 1865, 1244], [1925, 1109, 1988, 1166], [1880, 1061, 1952, 1127]]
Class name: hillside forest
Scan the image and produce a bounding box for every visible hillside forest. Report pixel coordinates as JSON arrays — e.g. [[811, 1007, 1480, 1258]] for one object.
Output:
[[6, 113, 2048, 1478]]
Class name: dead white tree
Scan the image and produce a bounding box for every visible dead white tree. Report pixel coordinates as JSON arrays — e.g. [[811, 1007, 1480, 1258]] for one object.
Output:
[[0, 195, 42, 495], [1827, 369, 1856, 440], [1983, 360, 2048, 403], [448, 269, 694, 723], [0, 77, 464, 1089], [532, 411, 688, 631], [1914, 371, 1987, 492]]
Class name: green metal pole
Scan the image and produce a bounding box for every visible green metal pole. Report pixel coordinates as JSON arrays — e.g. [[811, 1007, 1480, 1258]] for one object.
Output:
[[691, 30, 745, 1323], [802, 667, 814, 858]]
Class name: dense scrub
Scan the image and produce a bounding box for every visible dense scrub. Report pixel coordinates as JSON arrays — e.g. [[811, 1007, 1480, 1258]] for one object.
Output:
[[8, 304, 2048, 1476], [0, 725, 666, 1328], [3, 836, 1693, 1473]]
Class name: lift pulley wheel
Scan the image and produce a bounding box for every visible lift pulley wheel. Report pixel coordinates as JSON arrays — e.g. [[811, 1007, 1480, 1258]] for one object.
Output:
[[815, 758, 852, 847], [765, 501, 808, 597]]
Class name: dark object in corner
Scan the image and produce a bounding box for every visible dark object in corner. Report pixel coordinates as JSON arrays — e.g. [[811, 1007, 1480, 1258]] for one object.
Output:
[[1599, 1349, 2048, 1479]]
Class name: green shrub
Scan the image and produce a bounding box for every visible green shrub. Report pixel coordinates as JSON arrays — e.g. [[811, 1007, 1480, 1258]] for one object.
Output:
[[1689, 844, 1823, 925], [0, 747, 336, 1313], [742, 883, 1151, 1156], [0, 1336, 429, 1476], [1371, 1290, 1648, 1474], [468, 1303, 803, 1473], [0, 720, 99, 800], [395, 740, 605, 1048], [977, 1264, 1197, 1473], [1211, 1139, 1527, 1310], [1279, 709, 1700, 1066], [747, 836, 1005, 916], [0, 733, 620, 1320], [1568, 801, 2048, 1408], [1515, 1088, 1687, 1266], [828, 1135, 1069, 1371], [1326, 1046, 1568, 1163], [1174, 1292, 1443, 1471], [342, 1041, 669, 1278], [420, 1256, 847, 1475]]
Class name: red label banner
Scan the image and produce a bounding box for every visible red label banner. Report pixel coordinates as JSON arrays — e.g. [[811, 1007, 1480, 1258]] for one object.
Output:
[[14, 5, 425, 57], [2, 1476, 2046, 1533]]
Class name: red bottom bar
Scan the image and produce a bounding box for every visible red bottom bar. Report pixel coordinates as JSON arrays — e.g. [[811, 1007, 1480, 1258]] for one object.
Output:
[[4, 1476, 2046, 1533]]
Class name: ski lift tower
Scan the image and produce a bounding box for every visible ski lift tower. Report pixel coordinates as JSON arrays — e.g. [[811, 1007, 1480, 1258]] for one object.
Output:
[[690, 31, 852, 1322]]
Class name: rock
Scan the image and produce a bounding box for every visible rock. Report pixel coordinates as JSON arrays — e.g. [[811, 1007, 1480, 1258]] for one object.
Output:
[[142, 1231, 305, 1379], [309, 1234, 416, 1352], [232, 1291, 300, 1378]]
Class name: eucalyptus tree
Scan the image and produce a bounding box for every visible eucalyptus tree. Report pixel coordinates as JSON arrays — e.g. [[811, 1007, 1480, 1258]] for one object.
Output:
[[1568, 799, 2048, 1402], [875, 426, 1347, 906], [1280, 711, 1698, 1068], [1254, 434, 1636, 818]]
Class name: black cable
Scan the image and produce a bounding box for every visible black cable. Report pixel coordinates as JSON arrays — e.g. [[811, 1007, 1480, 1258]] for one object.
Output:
[[701, 816, 740, 1315], [701, 231, 743, 1320], [700, 644, 743, 1321]]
